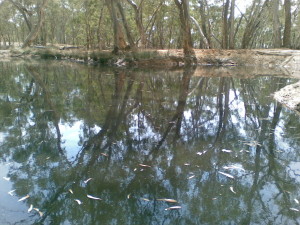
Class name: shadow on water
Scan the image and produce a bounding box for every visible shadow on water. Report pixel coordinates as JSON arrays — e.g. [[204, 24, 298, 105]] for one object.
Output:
[[0, 61, 300, 224]]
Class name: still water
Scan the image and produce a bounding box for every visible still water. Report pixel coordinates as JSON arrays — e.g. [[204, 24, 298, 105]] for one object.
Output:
[[0, 61, 300, 225]]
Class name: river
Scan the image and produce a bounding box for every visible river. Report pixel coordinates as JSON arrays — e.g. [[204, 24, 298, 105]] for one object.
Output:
[[0, 60, 300, 224]]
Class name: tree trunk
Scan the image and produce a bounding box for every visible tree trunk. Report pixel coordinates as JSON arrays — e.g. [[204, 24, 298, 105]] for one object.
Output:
[[229, 0, 235, 49], [272, 0, 281, 48], [174, 0, 196, 64], [222, 0, 230, 49], [190, 16, 209, 49], [116, 1, 136, 49], [126, 0, 147, 48], [241, 0, 270, 49], [283, 0, 291, 48], [198, 0, 212, 48], [22, 0, 49, 48], [105, 0, 127, 52]]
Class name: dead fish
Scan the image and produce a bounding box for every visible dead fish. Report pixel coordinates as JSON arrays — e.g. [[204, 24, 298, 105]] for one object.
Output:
[[218, 172, 235, 179], [87, 195, 101, 200], [140, 198, 150, 202], [28, 204, 33, 213], [157, 198, 177, 203], [3, 177, 10, 181], [295, 199, 300, 204], [74, 199, 82, 205], [188, 175, 195, 179], [69, 189, 74, 194], [84, 178, 93, 184], [222, 149, 232, 153], [290, 208, 300, 212], [33, 208, 43, 217], [165, 206, 182, 210], [101, 153, 108, 157], [18, 195, 30, 202], [230, 187, 236, 194], [8, 190, 16, 196], [139, 164, 151, 168]]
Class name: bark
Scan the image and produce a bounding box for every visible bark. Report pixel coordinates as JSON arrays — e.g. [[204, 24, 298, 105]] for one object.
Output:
[[126, 0, 147, 48], [283, 0, 291, 48], [174, 0, 196, 64], [272, 0, 281, 48], [22, 0, 49, 48]]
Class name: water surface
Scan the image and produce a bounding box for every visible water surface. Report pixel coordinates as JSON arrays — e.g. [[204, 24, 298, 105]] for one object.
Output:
[[0, 61, 300, 225]]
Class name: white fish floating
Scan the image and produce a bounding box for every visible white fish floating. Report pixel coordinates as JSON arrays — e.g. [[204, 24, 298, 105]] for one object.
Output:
[[222, 149, 232, 153], [8, 190, 16, 196], [295, 199, 300, 204], [165, 206, 182, 210], [3, 177, 10, 181], [223, 165, 245, 172], [139, 164, 151, 168], [188, 175, 195, 180], [230, 187, 236, 194], [87, 195, 101, 200], [84, 178, 93, 184], [218, 172, 235, 179], [290, 208, 300, 212], [196, 151, 207, 156], [157, 199, 177, 203], [140, 198, 150, 202], [28, 205, 33, 213], [69, 189, 74, 194], [74, 199, 82, 205], [18, 195, 30, 202], [33, 208, 43, 217]]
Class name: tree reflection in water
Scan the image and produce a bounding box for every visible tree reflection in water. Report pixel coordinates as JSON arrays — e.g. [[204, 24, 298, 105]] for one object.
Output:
[[0, 61, 299, 225]]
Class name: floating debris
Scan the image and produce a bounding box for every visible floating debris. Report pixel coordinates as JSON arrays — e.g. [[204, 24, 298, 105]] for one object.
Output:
[[184, 163, 190, 166], [3, 177, 10, 181], [84, 178, 93, 184], [87, 195, 101, 200], [218, 172, 235, 179], [74, 199, 82, 205], [8, 190, 16, 196], [28, 205, 33, 213], [18, 195, 30, 202], [165, 206, 182, 210], [290, 208, 300, 212], [101, 153, 108, 157], [127, 194, 131, 199], [230, 187, 236, 194], [157, 198, 177, 203]]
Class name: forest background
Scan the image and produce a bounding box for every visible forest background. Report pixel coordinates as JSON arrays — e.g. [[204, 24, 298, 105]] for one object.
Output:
[[0, 0, 297, 54]]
